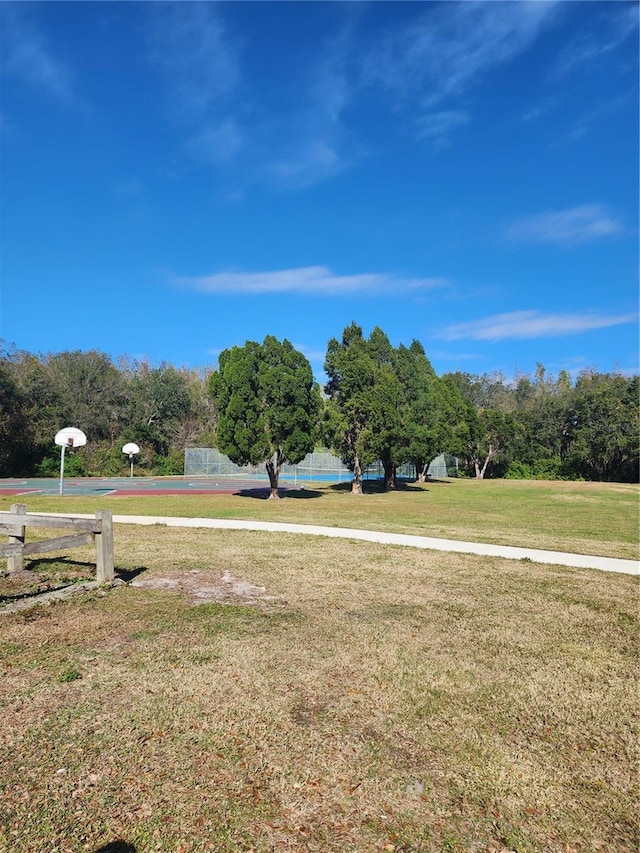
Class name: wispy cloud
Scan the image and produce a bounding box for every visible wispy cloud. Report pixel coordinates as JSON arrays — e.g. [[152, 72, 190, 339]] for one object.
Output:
[[187, 120, 244, 166], [415, 111, 470, 147], [148, 1, 562, 188], [176, 266, 447, 297], [1, 4, 76, 106], [560, 93, 635, 145], [523, 5, 637, 143], [504, 205, 623, 247], [148, 3, 248, 167], [522, 95, 561, 123], [554, 3, 638, 76], [149, 3, 240, 117], [148, 3, 358, 189], [364, 1, 559, 109], [442, 310, 638, 342], [265, 20, 361, 189]]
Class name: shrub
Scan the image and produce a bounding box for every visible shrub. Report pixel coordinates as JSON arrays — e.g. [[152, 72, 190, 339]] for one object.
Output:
[[504, 460, 532, 479], [154, 449, 184, 475], [36, 449, 87, 477]]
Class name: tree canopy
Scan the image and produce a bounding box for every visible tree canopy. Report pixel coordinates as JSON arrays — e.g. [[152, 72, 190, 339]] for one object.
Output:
[[323, 323, 398, 493], [209, 336, 320, 498]]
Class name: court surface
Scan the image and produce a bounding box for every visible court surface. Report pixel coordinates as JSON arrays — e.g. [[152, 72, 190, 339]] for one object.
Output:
[[0, 475, 308, 497]]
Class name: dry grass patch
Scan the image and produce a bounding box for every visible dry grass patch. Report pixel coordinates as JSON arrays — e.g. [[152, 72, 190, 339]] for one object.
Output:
[[0, 525, 638, 853]]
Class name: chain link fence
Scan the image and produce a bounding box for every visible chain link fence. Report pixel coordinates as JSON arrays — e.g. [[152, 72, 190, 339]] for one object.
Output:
[[184, 448, 352, 483], [184, 448, 458, 483]]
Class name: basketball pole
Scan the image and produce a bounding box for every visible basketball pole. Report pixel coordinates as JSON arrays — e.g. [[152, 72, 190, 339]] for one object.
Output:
[[59, 443, 67, 496]]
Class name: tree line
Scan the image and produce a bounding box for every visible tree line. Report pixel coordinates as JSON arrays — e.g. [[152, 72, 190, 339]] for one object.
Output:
[[1, 326, 638, 488], [0, 345, 217, 478]]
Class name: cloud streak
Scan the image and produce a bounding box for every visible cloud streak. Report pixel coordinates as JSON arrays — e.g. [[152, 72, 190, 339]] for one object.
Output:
[[442, 310, 638, 342], [364, 1, 559, 108], [148, 1, 563, 188], [1, 4, 76, 105], [148, 3, 358, 189], [415, 110, 470, 146], [554, 3, 638, 76], [176, 266, 447, 297], [149, 3, 240, 117], [148, 3, 250, 171], [504, 205, 623, 247], [266, 26, 357, 189]]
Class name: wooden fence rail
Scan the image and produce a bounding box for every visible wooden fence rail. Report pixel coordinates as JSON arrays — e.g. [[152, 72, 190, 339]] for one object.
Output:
[[0, 504, 114, 583]]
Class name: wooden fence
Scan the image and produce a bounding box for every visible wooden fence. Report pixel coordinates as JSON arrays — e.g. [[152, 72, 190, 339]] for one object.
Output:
[[0, 504, 114, 583]]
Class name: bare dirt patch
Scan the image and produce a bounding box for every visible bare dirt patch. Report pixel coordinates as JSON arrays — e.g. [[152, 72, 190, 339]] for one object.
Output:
[[129, 568, 282, 606]]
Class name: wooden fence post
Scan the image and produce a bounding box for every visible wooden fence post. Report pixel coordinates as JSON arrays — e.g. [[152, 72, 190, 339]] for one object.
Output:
[[7, 503, 26, 573], [95, 509, 114, 583]]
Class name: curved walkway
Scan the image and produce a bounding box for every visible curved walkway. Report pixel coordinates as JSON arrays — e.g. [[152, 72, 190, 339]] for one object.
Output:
[[56, 513, 639, 576]]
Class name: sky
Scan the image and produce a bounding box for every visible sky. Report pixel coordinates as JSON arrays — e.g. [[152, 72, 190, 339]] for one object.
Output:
[[0, 0, 638, 384]]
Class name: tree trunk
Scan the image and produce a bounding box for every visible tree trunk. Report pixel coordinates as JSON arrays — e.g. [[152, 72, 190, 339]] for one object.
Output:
[[414, 460, 426, 483], [475, 444, 496, 479], [265, 457, 280, 499], [382, 457, 396, 491], [351, 455, 364, 495]]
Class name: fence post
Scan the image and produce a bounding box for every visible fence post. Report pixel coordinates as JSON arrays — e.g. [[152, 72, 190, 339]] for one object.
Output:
[[95, 509, 114, 583], [7, 503, 26, 573]]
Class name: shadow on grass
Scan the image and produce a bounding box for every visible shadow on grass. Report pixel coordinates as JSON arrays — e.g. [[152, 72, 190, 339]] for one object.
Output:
[[235, 478, 454, 498], [27, 555, 96, 572], [236, 487, 323, 500], [0, 561, 148, 605], [93, 842, 137, 853], [115, 565, 148, 582], [24, 556, 150, 583], [325, 478, 451, 495], [0, 556, 96, 604]]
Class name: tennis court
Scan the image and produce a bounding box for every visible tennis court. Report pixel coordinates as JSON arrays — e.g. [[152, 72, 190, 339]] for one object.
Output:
[[0, 475, 293, 497]]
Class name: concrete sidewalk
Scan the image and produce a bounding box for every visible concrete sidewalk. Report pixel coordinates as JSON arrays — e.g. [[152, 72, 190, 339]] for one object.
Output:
[[99, 514, 640, 576]]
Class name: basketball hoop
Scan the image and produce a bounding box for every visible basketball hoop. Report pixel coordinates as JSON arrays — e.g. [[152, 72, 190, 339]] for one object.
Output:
[[55, 427, 87, 449], [55, 427, 87, 495], [122, 442, 140, 478]]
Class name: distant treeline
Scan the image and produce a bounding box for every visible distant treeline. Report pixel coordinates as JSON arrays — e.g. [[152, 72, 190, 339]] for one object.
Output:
[[1, 330, 638, 484]]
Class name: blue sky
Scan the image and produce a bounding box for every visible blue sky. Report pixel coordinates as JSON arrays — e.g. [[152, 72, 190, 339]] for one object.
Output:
[[1, 0, 638, 383]]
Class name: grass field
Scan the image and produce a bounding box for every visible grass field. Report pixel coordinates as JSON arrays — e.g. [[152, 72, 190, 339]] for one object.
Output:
[[2, 478, 638, 559], [0, 480, 638, 852]]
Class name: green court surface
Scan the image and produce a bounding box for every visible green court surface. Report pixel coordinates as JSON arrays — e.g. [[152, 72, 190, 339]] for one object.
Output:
[[0, 476, 277, 497]]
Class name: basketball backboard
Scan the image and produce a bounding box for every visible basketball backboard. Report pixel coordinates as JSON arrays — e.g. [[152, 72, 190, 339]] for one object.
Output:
[[55, 427, 87, 448]]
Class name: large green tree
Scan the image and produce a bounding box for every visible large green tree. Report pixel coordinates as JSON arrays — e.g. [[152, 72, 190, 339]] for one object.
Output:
[[209, 336, 320, 498], [324, 323, 404, 493], [43, 350, 128, 442], [393, 342, 473, 482]]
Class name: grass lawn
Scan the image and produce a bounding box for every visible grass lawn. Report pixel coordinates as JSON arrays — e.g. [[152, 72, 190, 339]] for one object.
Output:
[[0, 502, 638, 851], [2, 478, 638, 559]]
